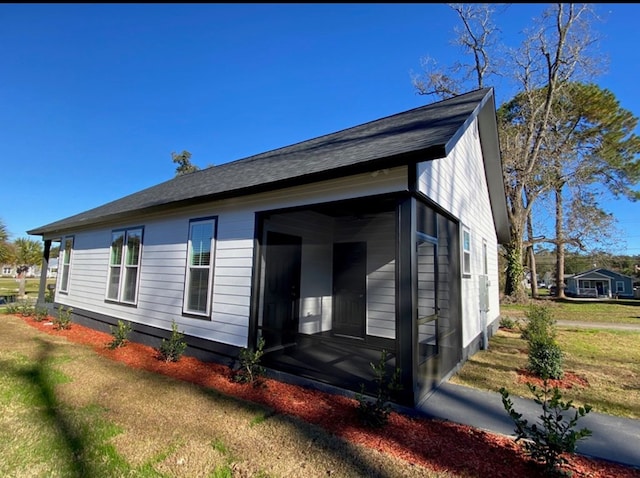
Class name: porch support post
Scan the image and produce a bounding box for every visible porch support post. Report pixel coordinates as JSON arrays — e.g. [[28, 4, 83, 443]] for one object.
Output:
[[37, 239, 51, 306], [396, 195, 416, 406]]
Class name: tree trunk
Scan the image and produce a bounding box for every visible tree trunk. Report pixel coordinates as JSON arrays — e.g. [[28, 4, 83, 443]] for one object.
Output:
[[504, 238, 527, 302], [555, 187, 566, 299], [18, 272, 26, 299], [526, 213, 538, 299]]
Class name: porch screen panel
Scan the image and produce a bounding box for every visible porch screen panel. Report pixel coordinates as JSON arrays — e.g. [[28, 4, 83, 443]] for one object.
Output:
[[437, 215, 462, 375], [417, 234, 438, 364]]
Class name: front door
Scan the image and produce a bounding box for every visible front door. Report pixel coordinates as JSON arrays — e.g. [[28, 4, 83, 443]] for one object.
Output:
[[332, 242, 366, 339], [262, 231, 302, 350]]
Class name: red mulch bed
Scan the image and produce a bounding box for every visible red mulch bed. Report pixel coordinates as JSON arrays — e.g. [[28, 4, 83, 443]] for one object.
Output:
[[19, 315, 640, 478]]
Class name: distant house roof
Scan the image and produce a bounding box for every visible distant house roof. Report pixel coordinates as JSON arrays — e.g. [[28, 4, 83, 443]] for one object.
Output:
[[28, 87, 509, 242], [572, 268, 634, 281]]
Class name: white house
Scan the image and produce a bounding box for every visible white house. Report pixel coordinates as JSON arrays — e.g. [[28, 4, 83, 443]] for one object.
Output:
[[28, 88, 510, 407]]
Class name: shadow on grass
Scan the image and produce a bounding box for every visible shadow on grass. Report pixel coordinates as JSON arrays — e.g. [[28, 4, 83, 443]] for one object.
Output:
[[15, 338, 99, 478]]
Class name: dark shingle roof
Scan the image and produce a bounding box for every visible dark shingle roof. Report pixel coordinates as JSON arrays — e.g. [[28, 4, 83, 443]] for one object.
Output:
[[29, 88, 506, 238]]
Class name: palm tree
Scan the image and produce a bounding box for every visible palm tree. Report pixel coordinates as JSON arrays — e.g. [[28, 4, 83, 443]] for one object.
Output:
[[14, 237, 43, 298], [0, 219, 13, 265]]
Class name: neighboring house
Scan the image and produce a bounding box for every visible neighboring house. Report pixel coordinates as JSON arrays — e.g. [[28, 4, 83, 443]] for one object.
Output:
[[1, 265, 38, 278], [47, 257, 58, 278], [565, 268, 635, 299], [27, 88, 510, 408]]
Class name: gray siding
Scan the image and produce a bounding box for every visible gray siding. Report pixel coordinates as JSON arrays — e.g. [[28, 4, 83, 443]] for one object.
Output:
[[56, 168, 407, 348]]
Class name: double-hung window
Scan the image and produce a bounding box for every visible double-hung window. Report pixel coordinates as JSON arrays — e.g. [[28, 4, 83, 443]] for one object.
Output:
[[183, 218, 216, 316], [59, 236, 74, 293], [107, 227, 143, 304], [462, 226, 471, 277]]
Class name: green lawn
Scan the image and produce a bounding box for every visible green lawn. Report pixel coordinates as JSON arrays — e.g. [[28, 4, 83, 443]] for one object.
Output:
[[0, 277, 54, 295], [500, 297, 640, 324], [452, 298, 640, 418]]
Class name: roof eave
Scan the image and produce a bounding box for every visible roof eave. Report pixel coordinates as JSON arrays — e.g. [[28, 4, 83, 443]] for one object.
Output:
[[476, 89, 511, 244]]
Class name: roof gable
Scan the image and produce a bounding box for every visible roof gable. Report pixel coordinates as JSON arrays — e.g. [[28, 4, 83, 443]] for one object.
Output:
[[573, 268, 632, 281], [28, 88, 508, 240]]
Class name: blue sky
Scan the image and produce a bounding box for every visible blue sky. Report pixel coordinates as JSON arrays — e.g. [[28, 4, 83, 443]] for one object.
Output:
[[1, 3, 639, 255]]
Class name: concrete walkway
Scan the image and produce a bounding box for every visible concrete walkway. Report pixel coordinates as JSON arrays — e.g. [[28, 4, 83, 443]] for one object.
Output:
[[414, 321, 640, 470], [416, 382, 640, 469]]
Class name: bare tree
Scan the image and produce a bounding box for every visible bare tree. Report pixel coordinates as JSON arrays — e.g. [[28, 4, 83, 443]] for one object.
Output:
[[414, 4, 606, 302], [412, 3, 504, 98]]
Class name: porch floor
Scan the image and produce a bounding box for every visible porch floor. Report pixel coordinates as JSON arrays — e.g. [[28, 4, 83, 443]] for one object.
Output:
[[262, 333, 397, 395]]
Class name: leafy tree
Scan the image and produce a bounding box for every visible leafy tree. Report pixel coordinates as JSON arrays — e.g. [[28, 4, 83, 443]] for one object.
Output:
[[504, 83, 640, 298], [172, 150, 199, 176]]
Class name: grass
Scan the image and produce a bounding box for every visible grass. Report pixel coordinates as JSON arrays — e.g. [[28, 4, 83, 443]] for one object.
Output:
[[452, 300, 640, 419], [0, 277, 54, 294], [0, 314, 447, 478], [500, 297, 640, 324]]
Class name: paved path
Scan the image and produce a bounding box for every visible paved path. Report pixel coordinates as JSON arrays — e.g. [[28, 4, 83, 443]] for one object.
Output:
[[415, 382, 640, 470], [412, 321, 640, 470]]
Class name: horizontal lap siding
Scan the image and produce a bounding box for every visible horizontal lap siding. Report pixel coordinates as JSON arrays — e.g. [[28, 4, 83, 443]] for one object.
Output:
[[58, 167, 408, 349], [418, 118, 500, 347]]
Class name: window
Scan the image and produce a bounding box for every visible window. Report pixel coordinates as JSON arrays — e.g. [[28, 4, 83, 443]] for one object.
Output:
[[482, 239, 488, 276], [462, 227, 471, 277], [616, 281, 625, 293], [183, 218, 216, 316], [59, 236, 74, 293], [106, 227, 143, 304]]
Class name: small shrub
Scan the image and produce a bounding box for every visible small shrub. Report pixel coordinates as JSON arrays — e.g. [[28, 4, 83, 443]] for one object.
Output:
[[108, 320, 132, 349], [4, 302, 19, 315], [45, 288, 55, 303], [34, 306, 49, 322], [521, 304, 556, 343], [53, 306, 72, 330], [233, 336, 266, 385], [499, 316, 518, 330], [355, 349, 403, 428], [528, 339, 564, 380], [157, 320, 187, 362], [19, 300, 34, 317], [500, 381, 592, 475]]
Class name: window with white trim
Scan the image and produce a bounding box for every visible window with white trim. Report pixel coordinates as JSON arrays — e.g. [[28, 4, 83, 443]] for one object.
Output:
[[106, 227, 143, 304], [462, 227, 471, 277], [59, 236, 74, 293], [183, 218, 216, 316], [616, 281, 625, 293]]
